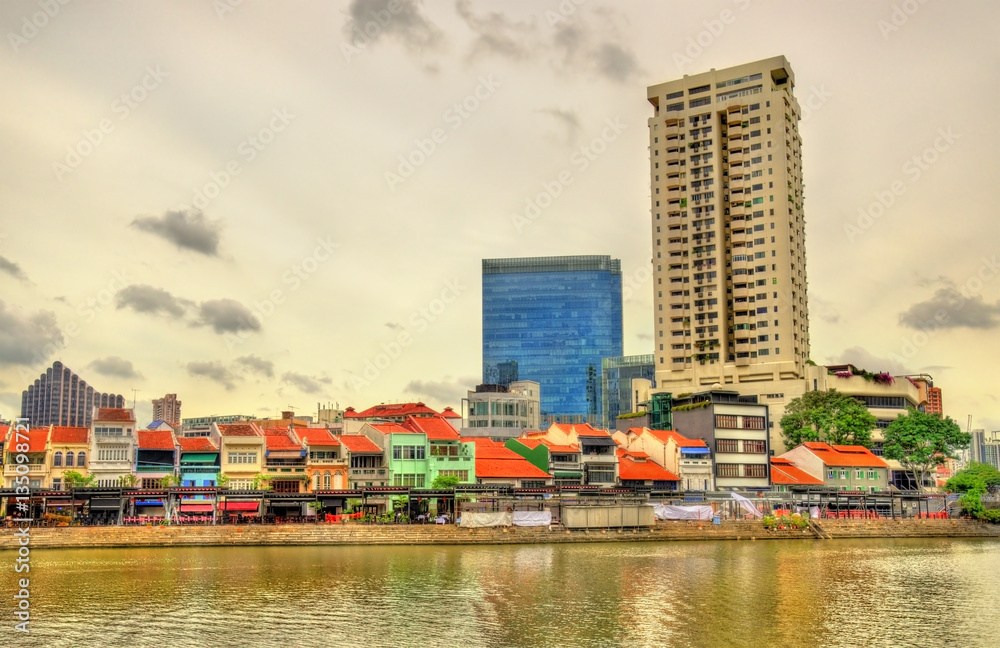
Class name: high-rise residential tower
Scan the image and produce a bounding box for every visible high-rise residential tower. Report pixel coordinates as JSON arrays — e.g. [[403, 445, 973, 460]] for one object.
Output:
[[482, 255, 623, 425], [152, 393, 182, 425], [647, 56, 809, 393], [20, 361, 125, 428]]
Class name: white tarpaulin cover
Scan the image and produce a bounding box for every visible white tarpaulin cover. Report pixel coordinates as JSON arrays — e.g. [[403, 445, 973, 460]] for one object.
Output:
[[654, 503, 714, 520], [459, 511, 512, 528], [732, 492, 763, 518], [512, 510, 552, 527]]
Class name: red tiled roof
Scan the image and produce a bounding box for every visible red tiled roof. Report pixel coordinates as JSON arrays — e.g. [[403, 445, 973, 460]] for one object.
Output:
[[217, 423, 261, 437], [95, 407, 135, 422], [401, 416, 460, 440], [639, 428, 708, 448], [440, 407, 461, 419], [619, 448, 650, 459], [462, 437, 502, 447], [0, 424, 9, 442], [178, 437, 217, 452], [294, 428, 340, 447], [370, 422, 418, 435], [515, 438, 545, 449], [473, 445, 523, 460], [138, 430, 175, 450], [337, 435, 382, 453], [618, 453, 679, 482], [50, 426, 90, 444], [801, 442, 889, 468], [551, 422, 611, 437], [5, 425, 47, 452], [770, 457, 824, 485], [263, 430, 301, 450], [538, 440, 579, 454], [475, 457, 551, 479], [344, 402, 440, 419]]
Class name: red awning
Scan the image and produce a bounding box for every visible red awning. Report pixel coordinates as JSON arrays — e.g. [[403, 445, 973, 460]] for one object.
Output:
[[179, 504, 214, 513], [221, 502, 260, 512]]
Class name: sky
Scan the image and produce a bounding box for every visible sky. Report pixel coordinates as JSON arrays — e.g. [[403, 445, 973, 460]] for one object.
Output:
[[1, 0, 998, 431]]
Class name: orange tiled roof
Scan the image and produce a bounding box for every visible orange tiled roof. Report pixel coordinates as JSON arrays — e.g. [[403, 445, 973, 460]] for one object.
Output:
[[295, 428, 340, 447], [264, 430, 301, 450], [770, 457, 824, 485], [801, 442, 889, 468], [95, 407, 135, 422], [50, 426, 90, 444], [138, 430, 175, 450], [5, 425, 48, 452], [401, 416, 460, 440], [337, 435, 382, 453], [344, 402, 440, 419], [217, 423, 261, 437], [440, 407, 461, 419], [370, 422, 419, 435], [639, 428, 708, 448], [178, 437, 217, 452], [551, 422, 611, 437], [476, 456, 551, 479], [618, 453, 679, 482]]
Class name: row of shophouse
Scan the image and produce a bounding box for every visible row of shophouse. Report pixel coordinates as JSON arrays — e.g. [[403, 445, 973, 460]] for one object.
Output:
[[2, 401, 891, 496]]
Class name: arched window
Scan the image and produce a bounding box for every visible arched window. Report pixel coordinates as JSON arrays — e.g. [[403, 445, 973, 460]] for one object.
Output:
[[53, 451, 63, 467], [65, 452, 74, 467], [313, 473, 320, 490], [333, 472, 343, 489], [76, 451, 86, 467], [323, 472, 331, 490]]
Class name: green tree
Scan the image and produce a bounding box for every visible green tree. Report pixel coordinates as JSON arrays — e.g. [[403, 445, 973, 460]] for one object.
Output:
[[251, 473, 273, 490], [431, 474, 460, 489], [945, 462, 1000, 493], [159, 475, 182, 488], [62, 470, 97, 488], [883, 409, 969, 492], [215, 472, 230, 488], [118, 474, 140, 488], [779, 390, 877, 450]]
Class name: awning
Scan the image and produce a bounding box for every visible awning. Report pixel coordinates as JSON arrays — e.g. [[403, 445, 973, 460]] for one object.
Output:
[[269, 501, 303, 507], [134, 500, 164, 506], [89, 498, 122, 510], [321, 498, 344, 507], [266, 450, 304, 459], [45, 500, 85, 506], [181, 453, 218, 463], [553, 471, 583, 478], [579, 437, 617, 447], [221, 502, 260, 512], [179, 504, 214, 513], [680, 447, 710, 454]]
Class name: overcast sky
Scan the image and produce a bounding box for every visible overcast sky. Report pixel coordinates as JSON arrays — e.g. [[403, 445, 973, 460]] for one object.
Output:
[[1, 0, 998, 430]]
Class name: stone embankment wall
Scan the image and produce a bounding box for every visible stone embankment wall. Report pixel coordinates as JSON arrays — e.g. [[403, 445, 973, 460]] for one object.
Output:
[[2, 519, 997, 550]]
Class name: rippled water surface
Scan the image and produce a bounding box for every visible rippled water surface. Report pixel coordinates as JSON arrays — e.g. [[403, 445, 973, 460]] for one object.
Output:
[[2, 538, 998, 647]]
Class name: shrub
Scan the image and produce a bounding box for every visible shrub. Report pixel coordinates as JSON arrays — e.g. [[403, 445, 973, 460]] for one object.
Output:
[[980, 509, 1000, 524]]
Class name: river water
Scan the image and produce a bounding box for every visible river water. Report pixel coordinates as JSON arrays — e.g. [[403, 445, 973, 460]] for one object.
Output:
[[2, 538, 998, 648]]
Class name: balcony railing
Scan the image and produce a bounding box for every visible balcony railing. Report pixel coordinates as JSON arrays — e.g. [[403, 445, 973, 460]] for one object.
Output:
[[3, 464, 47, 476]]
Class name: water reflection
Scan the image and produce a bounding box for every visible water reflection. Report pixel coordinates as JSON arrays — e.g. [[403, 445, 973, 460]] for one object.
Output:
[[1, 538, 998, 648]]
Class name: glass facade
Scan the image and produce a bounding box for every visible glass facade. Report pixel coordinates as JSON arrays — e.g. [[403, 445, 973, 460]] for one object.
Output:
[[482, 256, 623, 424], [600, 354, 655, 430]]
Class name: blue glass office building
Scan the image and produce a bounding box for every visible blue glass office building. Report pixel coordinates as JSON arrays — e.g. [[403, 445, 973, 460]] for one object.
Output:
[[482, 256, 623, 424]]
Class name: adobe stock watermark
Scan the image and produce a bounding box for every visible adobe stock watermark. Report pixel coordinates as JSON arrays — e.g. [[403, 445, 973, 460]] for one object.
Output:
[[180, 107, 295, 212], [7, 0, 71, 53], [384, 76, 501, 192], [621, 264, 653, 302], [11, 418, 33, 634], [888, 255, 999, 366], [349, 279, 466, 390], [511, 117, 626, 232], [843, 127, 959, 243], [546, 0, 586, 25], [673, 0, 752, 74], [52, 65, 168, 181], [878, 0, 932, 40], [225, 236, 338, 350], [340, 0, 408, 62]]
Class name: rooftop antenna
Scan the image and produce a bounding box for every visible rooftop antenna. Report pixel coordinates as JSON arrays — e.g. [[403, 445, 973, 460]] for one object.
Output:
[[131, 388, 140, 410]]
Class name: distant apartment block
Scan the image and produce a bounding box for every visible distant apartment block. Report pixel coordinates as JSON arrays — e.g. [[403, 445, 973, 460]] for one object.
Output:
[[21, 361, 124, 427], [463, 381, 540, 432], [152, 393, 182, 425]]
